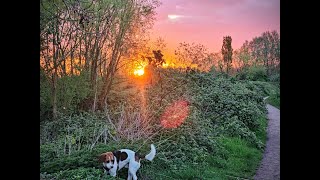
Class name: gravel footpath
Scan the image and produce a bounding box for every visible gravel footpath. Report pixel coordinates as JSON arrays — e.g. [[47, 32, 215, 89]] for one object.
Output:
[[254, 104, 280, 180]]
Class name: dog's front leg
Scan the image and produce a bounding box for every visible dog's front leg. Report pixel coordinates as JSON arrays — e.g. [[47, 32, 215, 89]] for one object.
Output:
[[127, 172, 132, 180], [130, 171, 137, 180]]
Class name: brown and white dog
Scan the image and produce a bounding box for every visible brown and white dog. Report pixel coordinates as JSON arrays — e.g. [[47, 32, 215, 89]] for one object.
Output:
[[98, 144, 156, 180]]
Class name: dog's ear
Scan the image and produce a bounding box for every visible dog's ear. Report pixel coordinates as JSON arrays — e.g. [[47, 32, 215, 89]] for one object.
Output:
[[98, 153, 106, 163], [105, 152, 114, 161]]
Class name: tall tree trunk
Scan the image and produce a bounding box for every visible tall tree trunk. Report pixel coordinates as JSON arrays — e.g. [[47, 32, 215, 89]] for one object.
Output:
[[98, 49, 119, 110], [70, 50, 74, 75], [52, 33, 58, 120], [52, 69, 58, 120], [84, 36, 90, 72], [91, 47, 100, 112], [79, 38, 82, 69]]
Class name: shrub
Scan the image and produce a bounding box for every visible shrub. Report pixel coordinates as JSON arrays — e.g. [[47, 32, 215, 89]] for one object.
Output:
[[40, 72, 92, 121], [41, 167, 103, 180], [236, 65, 268, 81], [56, 73, 92, 114], [40, 69, 52, 121], [40, 69, 270, 179], [247, 65, 268, 81], [269, 73, 280, 82], [187, 73, 266, 149]]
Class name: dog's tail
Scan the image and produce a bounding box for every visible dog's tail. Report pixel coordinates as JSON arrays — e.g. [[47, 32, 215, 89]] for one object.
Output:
[[144, 144, 156, 161]]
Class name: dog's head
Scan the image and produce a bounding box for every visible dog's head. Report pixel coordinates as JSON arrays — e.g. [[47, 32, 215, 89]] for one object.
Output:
[[98, 152, 117, 177]]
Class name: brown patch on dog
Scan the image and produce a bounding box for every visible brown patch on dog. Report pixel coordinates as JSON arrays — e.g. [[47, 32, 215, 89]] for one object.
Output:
[[135, 155, 140, 162], [119, 152, 128, 161], [113, 151, 128, 163], [134, 152, 144, 162], [98, 152, 114, 163]]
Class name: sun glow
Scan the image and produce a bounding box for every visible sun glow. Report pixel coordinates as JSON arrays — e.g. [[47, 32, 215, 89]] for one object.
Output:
[[168, 14, 181, 20], [134, 68, 144, 76], [162, 62, 169, 68]]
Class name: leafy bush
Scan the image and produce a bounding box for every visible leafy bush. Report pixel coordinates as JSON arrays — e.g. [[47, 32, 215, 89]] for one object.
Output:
[[40, 72, 92, 121], [40, 69, 271, 179], [40, 147, 99, 173], [40, 68, 52, 121], [236, 65, 268, 81], [54, 167, 103, 180], [41, 167, 103, 180], [245, 81, 278, 97], [269, 73, 280, 82], [56, 73, 92, 114], [247, 65, 268, 81], [187, 73, 266, 149], [266, 91, 280, 109], [40, 112, 110, 151], [219, 116, 264, 149]]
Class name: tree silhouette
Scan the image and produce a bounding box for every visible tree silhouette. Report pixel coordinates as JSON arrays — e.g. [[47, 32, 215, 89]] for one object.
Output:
[[222, 36, 233, 75], [152, 50, 165, 66]]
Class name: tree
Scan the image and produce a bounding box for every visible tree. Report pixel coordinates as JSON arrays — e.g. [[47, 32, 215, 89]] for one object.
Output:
[[97, 0, 160, 110], [154, 36, 167, 52], [236, 40, 251, 71], [151, 50, 165, 66], [248, 31, 280, 75], [40, 0, 81, 119], [174, 42, 209, 71], [211, 52, 223, 73], [40, 0, 161, 118], [221, 36, 233, 75]]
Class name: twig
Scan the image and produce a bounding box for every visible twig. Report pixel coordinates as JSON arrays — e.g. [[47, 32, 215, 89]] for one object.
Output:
[[90, 127, 106, 150]]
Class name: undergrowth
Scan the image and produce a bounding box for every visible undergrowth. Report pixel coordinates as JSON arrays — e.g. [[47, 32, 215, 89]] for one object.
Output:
[[40, 69, 276, 179]]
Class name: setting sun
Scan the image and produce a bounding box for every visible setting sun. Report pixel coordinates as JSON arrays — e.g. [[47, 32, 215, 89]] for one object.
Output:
[[134, 68, 144, 76]]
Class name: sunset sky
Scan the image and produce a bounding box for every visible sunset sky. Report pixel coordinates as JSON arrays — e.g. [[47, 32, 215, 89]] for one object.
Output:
[[150, 0, 280, 53]]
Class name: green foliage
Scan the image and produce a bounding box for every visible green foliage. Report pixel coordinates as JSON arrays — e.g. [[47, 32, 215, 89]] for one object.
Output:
[[236, 65, 268, 81], [40, 112, 112, 158], [187, 73, 266, 149], [53, 167, 103, 180], [41, 142, 128, 173], [40, 147, 98, 173], [57, 73, 92, 114], [140, 137, 263, 180], [40, 68, 52, 121], [245, 81, 277, 97], [266, 91, 280, 109], [248, 31, 280, 75], [40, 142, 154, 179], [246, 81, 280, 110], [219, 116, 264, 149], [218, 137, 262, 177], [131, 70, 268, 179], [40, 69, 271, 179], [269, 73, 280, 82], [41, 167, 103, 180], [247, 65, 268, 81], [40, 72, 92, 121], [269, 73, 280, 88]]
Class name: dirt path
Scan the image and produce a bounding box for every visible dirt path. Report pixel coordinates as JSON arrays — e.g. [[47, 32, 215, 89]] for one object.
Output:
[[254, 104, 280, 180]]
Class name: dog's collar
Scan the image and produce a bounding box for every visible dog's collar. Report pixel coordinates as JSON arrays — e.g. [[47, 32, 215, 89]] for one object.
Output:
[[103, 165, 109, 171]]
